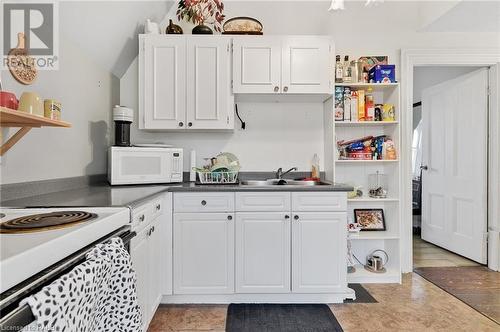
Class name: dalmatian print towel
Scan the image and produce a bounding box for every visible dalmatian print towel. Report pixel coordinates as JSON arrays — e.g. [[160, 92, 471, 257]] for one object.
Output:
[[21, 238, 142, 332]]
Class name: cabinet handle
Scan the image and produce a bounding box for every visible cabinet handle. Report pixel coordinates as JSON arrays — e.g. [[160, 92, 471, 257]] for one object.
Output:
[[188, 122, 193, 127], [156, 204, 161, 211], [294, 215, 299, 220], [201, 200, 207, 206], [139, 214, 145, 222], [148, 227, 152, 236], [283, 86, 289, 92], [179, 122, 184, 127], [274, 86, 279, 92], [152, 226, 155, 233], [284, 215, 290, 219]]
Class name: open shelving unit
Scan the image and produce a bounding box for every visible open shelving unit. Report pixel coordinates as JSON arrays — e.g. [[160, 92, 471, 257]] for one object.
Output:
[[323, 82, 402, 284], [0, 106, 71, 156]]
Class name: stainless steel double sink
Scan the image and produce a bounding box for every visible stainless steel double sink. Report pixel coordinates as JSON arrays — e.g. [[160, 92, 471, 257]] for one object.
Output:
[[240, 179, 330, 187]]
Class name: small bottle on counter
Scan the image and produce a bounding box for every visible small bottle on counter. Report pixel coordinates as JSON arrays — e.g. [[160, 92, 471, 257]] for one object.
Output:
[[311, 153, 320, 179], [335, 55, 343, 83]]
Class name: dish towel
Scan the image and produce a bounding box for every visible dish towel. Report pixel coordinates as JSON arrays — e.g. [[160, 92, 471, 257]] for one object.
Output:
[[21, 238, 142, 332]]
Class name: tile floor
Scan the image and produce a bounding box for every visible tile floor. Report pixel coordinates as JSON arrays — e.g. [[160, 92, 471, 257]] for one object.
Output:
[[148, 274, 500, 332], [413, 235, 480, 268]]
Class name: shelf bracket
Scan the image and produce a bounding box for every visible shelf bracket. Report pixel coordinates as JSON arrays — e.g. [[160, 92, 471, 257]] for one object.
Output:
[[0, 127, 32, 156]]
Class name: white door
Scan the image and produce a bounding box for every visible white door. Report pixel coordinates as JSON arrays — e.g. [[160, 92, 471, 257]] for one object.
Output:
[[173, 213, 235, 294], [143, 36, 186, 129], [186, 37, 234, 129], [421, 68, 488, 264], [130, 226, 150, 330], [232, 36, 282, 94], [292, 212, 346, 293], [281, 37, 332, 94], [235, 212, 291, 293]]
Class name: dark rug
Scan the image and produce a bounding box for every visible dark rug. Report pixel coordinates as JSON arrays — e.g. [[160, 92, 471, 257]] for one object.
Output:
[[344, 283, 377, 303], [226, 303, 343, 332], [414, 266, 500, 324]]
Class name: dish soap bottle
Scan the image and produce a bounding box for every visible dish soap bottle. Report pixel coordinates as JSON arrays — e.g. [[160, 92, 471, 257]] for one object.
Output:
[[311, 153, 320, 180], [365, 87, 375, 121]]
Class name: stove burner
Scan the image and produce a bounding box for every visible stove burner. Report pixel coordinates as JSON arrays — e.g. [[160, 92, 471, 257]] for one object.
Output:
[[0, 211, 98, 234]]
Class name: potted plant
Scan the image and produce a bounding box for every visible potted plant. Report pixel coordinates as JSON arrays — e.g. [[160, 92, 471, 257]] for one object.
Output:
[[177, 0, 225, 34]]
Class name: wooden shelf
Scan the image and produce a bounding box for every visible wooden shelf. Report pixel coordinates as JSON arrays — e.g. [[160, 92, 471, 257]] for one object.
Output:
[[335, 82, 399, 90], [347, 265, 401, 283], [335, 121, 398, 126], [349, 232, 399, 240], [348, 197, 399, 203], [0, 106, 71, 155]]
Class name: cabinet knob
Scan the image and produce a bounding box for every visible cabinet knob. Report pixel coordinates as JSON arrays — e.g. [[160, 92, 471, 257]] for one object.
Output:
[[156, 204, 161, 211], [294, 215, 299, 220], [179, 122, 184, 127], [201, 200, 207, 206], [274, 86, 279, 92], [283, 86, 289, 92], [188, 122, 193, 127], [227, 215, 232, 221], [284, 215, 290, 219]]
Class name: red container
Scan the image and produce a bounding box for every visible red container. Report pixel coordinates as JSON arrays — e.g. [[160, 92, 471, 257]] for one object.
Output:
[[0, 91, 19, 109]]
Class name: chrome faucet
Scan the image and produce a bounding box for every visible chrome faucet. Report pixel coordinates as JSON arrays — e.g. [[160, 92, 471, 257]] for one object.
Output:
[[276, 167, 297, 180]]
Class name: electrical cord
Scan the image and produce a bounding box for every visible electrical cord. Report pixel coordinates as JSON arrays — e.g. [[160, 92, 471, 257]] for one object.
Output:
[[235, 104, 246, 129]]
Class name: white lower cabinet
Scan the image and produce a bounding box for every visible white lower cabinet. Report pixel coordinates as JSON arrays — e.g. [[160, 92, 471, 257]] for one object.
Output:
[[173, 212, 234, 294], [235, 212, 291, 293], [292, 212, 346, 293], [130, 226, 150, 330]]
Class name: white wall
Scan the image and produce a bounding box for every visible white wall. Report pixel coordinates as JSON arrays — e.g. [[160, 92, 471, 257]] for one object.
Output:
[[0, 37, 118, 184], [413, 66, 482, 127]]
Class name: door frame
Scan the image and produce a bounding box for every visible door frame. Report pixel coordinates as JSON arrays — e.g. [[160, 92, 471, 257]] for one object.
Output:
[[401, 49, 500, 272]]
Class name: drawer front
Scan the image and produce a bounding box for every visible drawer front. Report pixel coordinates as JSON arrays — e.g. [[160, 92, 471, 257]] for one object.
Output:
[[292, 192, 347, 212], [151, 197, 164, 219], [174, 193, 235, 212], [132, 205, 151, 230], [235, 192, 291, 212]]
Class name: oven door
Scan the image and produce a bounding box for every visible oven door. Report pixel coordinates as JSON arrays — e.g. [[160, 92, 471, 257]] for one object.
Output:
[[109, 147, 174, 185]]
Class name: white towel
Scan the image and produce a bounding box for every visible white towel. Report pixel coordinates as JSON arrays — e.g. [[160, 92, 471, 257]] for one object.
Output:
[[21, 238, 142, 332]]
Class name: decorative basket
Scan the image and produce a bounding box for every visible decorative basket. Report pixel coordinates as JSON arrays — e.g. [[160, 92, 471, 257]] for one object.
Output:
[[197, 170, 239, 184]]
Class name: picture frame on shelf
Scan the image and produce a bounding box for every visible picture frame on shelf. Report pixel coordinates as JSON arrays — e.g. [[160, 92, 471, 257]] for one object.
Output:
[[354, 209, 386, 231]]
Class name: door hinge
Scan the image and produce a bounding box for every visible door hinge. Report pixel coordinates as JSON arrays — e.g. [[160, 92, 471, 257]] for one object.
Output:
[[487, 87, 491, 96], [227, 44, 230, 52], [231, 80, 233, 89]]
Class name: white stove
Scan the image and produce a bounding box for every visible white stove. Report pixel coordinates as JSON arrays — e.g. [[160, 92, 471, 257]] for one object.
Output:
[[0, 207, 130, 293]]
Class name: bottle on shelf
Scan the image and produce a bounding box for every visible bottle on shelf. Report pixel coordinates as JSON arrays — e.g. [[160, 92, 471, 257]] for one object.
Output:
[[335, 55, 343, 83], [343, 55, 352, 83], [365, 87, 375, 121]]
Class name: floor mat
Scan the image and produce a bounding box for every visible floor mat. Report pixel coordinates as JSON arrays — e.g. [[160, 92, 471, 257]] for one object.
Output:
[[226, 303, 343, 332], [344, 283, 377, 303], [414, 266, 500, 324]]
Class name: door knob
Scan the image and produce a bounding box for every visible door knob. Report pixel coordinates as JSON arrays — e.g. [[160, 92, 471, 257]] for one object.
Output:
[[283, 86, 288, 92], [420, 165, 428, 170], [274, 86, 279, 92]]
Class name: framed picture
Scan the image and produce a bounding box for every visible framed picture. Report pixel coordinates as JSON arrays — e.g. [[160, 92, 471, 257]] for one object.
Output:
[[353, 209, 386, 231]]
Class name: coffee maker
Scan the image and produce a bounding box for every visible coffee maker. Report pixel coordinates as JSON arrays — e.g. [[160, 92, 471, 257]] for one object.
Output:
[[113, 105, 133, 146]]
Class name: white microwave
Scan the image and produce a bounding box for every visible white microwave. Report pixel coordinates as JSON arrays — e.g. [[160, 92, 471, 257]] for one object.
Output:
[[108, 147, 183, 185]]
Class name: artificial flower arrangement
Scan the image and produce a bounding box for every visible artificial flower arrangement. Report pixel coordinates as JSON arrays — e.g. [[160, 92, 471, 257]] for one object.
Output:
[[177, 0, 225, 32]]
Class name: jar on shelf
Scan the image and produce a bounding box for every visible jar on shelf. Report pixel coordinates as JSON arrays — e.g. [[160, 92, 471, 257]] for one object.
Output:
[[368, 171, 388, 198]]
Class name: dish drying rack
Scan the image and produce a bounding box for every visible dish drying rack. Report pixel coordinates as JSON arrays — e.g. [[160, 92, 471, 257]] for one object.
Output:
[[197, 170, 239, 184]]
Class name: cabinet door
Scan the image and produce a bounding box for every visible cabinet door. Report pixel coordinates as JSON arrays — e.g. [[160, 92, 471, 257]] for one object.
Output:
[[281, 37, 332, 94], [235, 212, 291, 293], [174, 213, 234, 294], [147, 218, 162, 316], [143, 36, 186, 129], [130, 226, 150, 330], [232, 36, 281, 94], [292, 212, 346, 293], [186, 37, 234, 129]]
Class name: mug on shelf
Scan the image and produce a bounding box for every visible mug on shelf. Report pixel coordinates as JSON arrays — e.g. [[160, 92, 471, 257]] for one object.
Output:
[[44, 99, 61, 120], [0, 91, 19, 110], [18, 92, 44, 117]]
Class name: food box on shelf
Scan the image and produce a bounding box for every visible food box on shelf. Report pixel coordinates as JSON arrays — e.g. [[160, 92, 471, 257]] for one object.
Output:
[[369, 65, 396, 83]]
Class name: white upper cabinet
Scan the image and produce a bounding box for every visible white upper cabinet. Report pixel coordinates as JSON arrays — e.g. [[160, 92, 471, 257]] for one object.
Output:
[[282, 36, 332, 94], [186, 37, 234, 129], [232, 36, 333, 94], [142, 36, 186, 129], [232, 37, 282, 94], [139, 35, 234, 130]]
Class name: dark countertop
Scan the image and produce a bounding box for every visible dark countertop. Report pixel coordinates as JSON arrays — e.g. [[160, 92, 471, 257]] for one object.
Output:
[[1, 181, 353, 209]]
